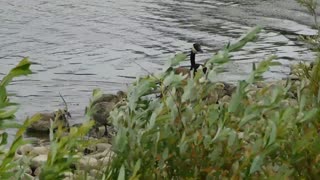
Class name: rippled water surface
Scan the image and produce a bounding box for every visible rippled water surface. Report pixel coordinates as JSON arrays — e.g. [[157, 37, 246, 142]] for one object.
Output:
[[0, 0, 318, 139]]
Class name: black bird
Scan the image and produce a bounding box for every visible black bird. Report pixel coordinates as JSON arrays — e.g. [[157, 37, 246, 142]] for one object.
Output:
[[175, 43, 207, 75]]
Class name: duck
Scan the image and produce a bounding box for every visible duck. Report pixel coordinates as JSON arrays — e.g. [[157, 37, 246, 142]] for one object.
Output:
[[87, 91, 126, 137], [174, 43, 207, 75], [27, 94, 71, 133], [27, 109, 71, 132]]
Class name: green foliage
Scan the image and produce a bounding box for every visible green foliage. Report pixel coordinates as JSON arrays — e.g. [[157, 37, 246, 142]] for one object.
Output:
[[0, 58, 95, 179], [0, 57, 32, 123], [296, 0, 320, 50], [296, 0, 318, 30], [39, 120, 94, 179], [105, 26, 320, 179], [0, 58, 41, 179]]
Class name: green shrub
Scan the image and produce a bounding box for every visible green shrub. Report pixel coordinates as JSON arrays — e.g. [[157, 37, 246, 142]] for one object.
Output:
[[0, 58, 95, 179], [0, 58, 42, 179], [105, 26, 320, 179]]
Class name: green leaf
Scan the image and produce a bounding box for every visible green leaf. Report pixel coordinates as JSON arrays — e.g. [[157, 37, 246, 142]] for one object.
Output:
[[207, 69, 217, 82], [208, 107, 219, 127], [228, 26, 262, 52], [114, 128, 128, 153], [299, 109, 318, 123], [239, 114, 258, 127], [228, 81, 248, 113], [163, 71, 186, 87], [0, 136, 24, 172], [163, 53, 188, 71], [0, 86, 7, 104], [128, 78, 156, 110], [267, 120, 277, 147], [130, 159, 141, 179], [182, 78, 196, 102], [0, 120, 21, 129], [206, 50, 230, 66], [165, 95, 178, 121], [227, 130, 237, 147], [0, 106, 18, 121], [250, 155, 264, 174], [118, 165, 126, 180], [0, 57, 32, 87], [0, 132, 8, 146], [247, 55, 279, 83]]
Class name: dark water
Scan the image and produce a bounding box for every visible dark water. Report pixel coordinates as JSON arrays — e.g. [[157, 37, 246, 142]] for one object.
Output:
[[0, 0, 317, 140]]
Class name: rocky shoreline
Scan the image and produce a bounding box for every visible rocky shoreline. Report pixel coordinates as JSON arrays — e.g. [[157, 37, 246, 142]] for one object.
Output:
[[15, 135, 113, 179]]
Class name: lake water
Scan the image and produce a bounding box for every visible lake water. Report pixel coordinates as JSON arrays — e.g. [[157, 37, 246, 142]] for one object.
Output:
[[0, 0, 317, 140]]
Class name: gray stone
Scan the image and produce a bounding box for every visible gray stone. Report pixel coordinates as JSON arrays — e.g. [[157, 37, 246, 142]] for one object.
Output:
[[30, 146, 49, 156], [21, 173, 34, 180], [34, 167, 41, 177], [17, 144, 34, 155], [95, 143, 111, 152], [90, 149, 113, 159], [78, 157, 99, 170], [31, 154, 47, 168], [62, 172, 74, 180], [99, 156, 112, 167]]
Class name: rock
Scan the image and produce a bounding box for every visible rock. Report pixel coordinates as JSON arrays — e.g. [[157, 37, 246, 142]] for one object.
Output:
[[99, 156, 112, 166], [62, 172, 74, 180], [90, 149, 114, 159], [96, 143, 112, 152], [25, 167, 32, 175], [21, 173, 34, 180], [14, 152, 23, 160], [219, 95, 231, 103], [34, 167, 41, 177], [31, 155, 47, 168], [78, 157, 99, 170], [30, 146, 49, 156], [17, 144, 34, 155], [89, 169, 101, 177]]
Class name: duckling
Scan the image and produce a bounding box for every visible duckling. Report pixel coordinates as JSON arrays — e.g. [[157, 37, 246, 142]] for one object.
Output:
[[27, 94, 71, 132], [174, 43, 207, 75], [204, 82, 236, 104], [90, 91, 126, 107], [88, 91, 126, 137], [27, 109, 70, 132]]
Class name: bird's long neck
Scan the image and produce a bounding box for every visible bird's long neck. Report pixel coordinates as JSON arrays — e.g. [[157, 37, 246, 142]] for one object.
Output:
[[190, 51, 196, 70]]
